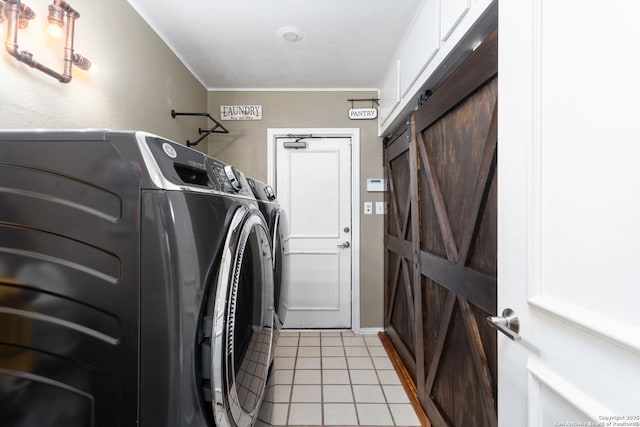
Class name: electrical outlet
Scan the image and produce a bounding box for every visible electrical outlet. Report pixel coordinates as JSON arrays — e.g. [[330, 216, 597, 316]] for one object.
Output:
[[375, 201, 386, 215], [364, 202, 373, 215]]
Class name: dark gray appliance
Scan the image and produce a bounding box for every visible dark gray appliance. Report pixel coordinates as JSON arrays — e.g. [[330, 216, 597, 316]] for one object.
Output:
[[0, 130, 276, 427], [246, 178, 289, 329]]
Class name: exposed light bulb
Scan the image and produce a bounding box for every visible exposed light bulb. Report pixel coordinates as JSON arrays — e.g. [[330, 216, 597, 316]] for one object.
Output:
[[47, 22, 64, 39], [47, 4, 64, 39]]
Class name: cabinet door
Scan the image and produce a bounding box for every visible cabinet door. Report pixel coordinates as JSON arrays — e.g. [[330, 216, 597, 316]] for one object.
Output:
[[379, 59, 400, 126], [441, 0, 470, 41], [399, 0, 440, 98]]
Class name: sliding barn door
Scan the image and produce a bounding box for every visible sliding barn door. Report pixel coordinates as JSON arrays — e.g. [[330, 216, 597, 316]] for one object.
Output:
[[384, 126, 418, 377], [384, 30, 498, 427]]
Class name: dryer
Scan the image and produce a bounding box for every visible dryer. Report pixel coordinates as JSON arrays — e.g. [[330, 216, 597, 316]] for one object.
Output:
[[0, 130, 277, 427], [246, 178, 289, 329]]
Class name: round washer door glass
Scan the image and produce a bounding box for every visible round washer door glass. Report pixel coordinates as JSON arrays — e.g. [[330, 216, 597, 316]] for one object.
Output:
[[211, 206, 274, 427]]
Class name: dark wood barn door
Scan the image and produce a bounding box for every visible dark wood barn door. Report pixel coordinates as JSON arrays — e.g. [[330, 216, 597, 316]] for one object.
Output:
[[384, 126, 418, 376], [384, 30, 498, 427]]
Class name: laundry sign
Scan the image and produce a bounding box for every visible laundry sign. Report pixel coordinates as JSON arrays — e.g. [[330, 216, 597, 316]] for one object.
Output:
[[220, 105, 263, 120], [348, 107, 377, 120]]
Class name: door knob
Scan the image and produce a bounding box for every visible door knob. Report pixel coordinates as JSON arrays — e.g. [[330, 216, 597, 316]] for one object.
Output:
[[486, 308, 521, 341], [337, 241, 350, 249]]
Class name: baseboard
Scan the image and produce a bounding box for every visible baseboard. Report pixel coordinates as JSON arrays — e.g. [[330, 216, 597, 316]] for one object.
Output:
[[356, 327, 384, 335], [280, 327, 384, 334], [379, 331, 431, 427]]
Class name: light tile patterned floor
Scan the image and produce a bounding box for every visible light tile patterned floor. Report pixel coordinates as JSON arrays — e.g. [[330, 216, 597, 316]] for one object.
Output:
[[256, 331, 422, 427]]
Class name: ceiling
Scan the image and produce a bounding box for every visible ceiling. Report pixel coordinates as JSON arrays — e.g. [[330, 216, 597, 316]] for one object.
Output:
[[127, 0, 423, 90]]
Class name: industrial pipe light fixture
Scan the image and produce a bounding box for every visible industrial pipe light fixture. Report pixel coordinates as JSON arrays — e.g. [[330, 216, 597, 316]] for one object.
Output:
[[2, 0, 93, 83]]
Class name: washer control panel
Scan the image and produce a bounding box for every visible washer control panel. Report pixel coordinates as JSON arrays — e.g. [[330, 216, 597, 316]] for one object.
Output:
[[264, 185, 276, 201], [223, 165, 242, 191], [206, 157, 253, 197]]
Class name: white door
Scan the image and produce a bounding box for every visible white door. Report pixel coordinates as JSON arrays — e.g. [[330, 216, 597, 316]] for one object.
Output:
[[498, 2, 640, 425], [276, 137, 352, 328]]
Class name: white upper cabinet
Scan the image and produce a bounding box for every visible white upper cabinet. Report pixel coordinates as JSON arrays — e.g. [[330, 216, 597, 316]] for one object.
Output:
[[441, 0, 470, 41], [379, 59, 401, 124], [378, 0, 497, 134], [398, 0, 440, 98]]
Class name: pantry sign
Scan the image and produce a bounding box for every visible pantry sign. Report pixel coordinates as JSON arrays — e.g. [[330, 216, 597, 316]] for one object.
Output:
[[220, 105, 263, 120], [348, 107, 377, 120]]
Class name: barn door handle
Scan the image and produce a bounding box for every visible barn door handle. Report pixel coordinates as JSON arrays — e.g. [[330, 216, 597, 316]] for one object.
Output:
[[486, 308, 521, 342], [337, 241, 350, 249]]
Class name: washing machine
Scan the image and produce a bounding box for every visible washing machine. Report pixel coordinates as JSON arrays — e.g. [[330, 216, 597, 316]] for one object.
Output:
[[0, 130, 277, 427], [246, 178, 289, 330]]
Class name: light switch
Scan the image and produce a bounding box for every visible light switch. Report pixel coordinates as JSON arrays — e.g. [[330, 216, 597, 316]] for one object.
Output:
[[375, 201, 387, 215], [364, 202, 373, 215]]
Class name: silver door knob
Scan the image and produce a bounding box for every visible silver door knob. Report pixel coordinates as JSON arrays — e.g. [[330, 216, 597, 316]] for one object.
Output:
[[486, 308, 521, 341], [337, 241, 350, 249]]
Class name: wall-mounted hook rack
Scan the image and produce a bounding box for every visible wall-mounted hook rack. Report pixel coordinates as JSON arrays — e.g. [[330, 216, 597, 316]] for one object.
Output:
[[170, 109, 229, 147]]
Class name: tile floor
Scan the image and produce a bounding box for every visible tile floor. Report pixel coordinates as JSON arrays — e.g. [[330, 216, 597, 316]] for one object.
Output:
[[256, 330, 422, 426]]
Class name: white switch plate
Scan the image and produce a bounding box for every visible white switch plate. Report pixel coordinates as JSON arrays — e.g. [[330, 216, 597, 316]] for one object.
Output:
[[364, 202, 373, 215], [375, 201, 387, 215]]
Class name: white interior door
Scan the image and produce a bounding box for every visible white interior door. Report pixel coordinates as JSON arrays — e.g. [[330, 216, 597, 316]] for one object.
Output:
[[276, 137, 352, 328], [498, 2, 640, 425]]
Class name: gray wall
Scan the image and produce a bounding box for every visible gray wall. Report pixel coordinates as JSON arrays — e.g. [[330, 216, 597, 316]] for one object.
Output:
[[207, 91, 385, 328], [1, 0, 206, 142]]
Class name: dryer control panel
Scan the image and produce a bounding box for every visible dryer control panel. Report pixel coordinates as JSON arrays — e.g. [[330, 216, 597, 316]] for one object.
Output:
[[140, 134, 253, 197], [143, 136, 214, 190]]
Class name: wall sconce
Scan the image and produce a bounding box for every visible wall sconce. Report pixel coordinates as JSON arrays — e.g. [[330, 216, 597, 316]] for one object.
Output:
[[2, 0, 93, 83]]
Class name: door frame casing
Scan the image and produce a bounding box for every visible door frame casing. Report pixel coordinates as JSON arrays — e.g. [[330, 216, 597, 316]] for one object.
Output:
[[267, 128, 361, 333]]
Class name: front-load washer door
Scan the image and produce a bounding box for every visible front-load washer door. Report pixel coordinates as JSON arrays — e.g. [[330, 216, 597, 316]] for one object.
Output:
[[210, 205, 274, 427]]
